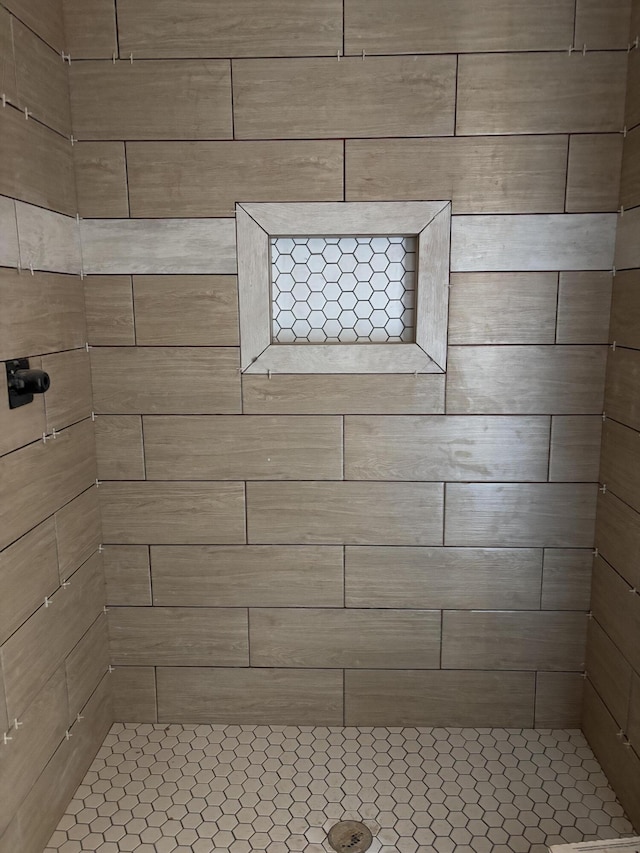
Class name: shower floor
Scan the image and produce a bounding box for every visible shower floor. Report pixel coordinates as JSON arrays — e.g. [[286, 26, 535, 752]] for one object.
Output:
[[45, 723, 633, 853]]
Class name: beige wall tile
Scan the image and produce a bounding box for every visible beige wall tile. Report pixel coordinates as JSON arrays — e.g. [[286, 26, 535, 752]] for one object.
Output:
[[95, 415, 145, 480], [64, 614, 109, 721], [3, 0, 65, 51], [103, 545, 151, 606], [610, 269, 640, 349], [549, 416, 603, 482], [605, 346, 640, 430], [586, 619, 633, 728], [457, 53, 626, 134], [233, 56, 456, 139], [55, 485, 101, 582], [250, 608, 441, 669], [621, 125, 640, 210], [109, 606, 248, 666], [596, 491, 640, 589], [100, 482, 246, 544], [128, 141, 344, 218], [591, 555, 640, 673], [151, 545, 343, 608], [74, 142, 128, 218], [70, 60, 232, 140], [446, 346, 607, 415], [84, 275, 135, 346], [0, 357, 46, 457], [133, 275, 239, 346], [601, 418, 640, 512], [575, 0, 633, 49], [345, 415, 549, 482], [247, 482, 444, 546], [91, 347, 241, 414], [541, 549, 592, 610], [112, 666, 157, 723], [615, 204, 640, 271], [157, 667, 343, 725], [41, 349, 92, 431], [627, 48, 640, 131], [556, 272, 613, 344], [345, 670, 535, 727], [0, 662, 7, 736], [16, 201, 81, 274], [345, 547, 542, 610], [628, 674, 640, 752], [534, 672, 583, 727], [0, 7, 17, 103], [445, 483, 598, 548], [0, 196, 19, 268], [566, 134, 624, 212], [442, 610, 587, 670], [62, 0, 117, 58]]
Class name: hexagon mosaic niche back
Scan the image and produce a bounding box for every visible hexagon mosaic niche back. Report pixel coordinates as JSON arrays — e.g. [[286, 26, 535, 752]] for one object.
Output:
[[270, 236, 417, 343]]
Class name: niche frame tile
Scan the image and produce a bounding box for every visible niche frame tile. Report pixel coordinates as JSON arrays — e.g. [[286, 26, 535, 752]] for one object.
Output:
[[236, 201, 451, 374]]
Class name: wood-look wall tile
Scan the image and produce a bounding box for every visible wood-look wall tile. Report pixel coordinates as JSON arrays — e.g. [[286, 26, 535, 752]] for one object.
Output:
[[628, 674, 640, 752], [84, 275, 134, 345], [133, 275, 239, 346], [54, 485, 101, 581], [566, 134, 624, 212], [601, 418, 640, 512], [620, 125, 640, 210], [605, 346, 640, 430], [586, 619, 633, 728], [74, 142, 128, 218], [595, 491, 640, 589], [41, 349, 92, 431], [345, 670, 535, 727], [556, 272, 613, 344], [0, 269, 85, 360], [64, 614, 109, 721], [70, 60, 232, 140], [247, 482, 444, 546], [157, 667, 343, 725], [0, 519, 58, 645], [16, 201, 81, 274], [250, 608, 441, 669], [345, 415, 549, 482], [610, 269, 640, 349], [150, 545, 343, 608], [541, 549, 592, 610], [575, 0, 633, 49], [0, 196, 19, 268], [457, 53, 626, 135], [549, 416, 603, 482], [0, 8, 17, 104], [0, 420, 96, 551], [448, 273, 557, 345], [144, 415, 342, 481], [100, 482, 246, 545], [445, 483, 598, 547], [117, 0, 342, 58], [345, 547, 542, 610], [627, 48, 640, 131], [345, 137, 567, 214], [0, 356, 46, 456], [614, 204, 640, 270], [0, 663, 7, 737], [233, 56, 456, 139], [109, 606, 248, 666], [591, 555, 640, 673], [62, 0, 117, 58], [103, 545, 151, 606], [95, 415, 144, 480], [3, 0, 65, 51], [446, 346, 607, 415], [91, 347, 241, 414], [242, 374, 445, 415], [442, 610, 587, 670], [534, 672, 583, 727], [127, 141, 344, 218], [0, 106, 76, 215], [112, 666, 157, 723]]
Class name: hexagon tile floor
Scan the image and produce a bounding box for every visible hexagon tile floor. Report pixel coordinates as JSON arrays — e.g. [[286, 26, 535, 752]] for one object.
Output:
[[45, 724, 633, 853]]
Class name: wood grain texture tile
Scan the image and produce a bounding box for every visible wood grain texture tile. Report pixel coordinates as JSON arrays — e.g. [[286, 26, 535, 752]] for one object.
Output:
[[54, 485, 101, 581], [442, 610, 587, 670], [100, 482, 246, 544], [84, 275, 134, 345], [621, 125, 640, 211], [144, 415, 342, 481], [0, 7, 17, 104], [232, 56, 456, 139], [41, 348, 92, 430], [12, 19, 70, 134], [0, 356, 46, 457], [150, 545, 343, 607], [446, 346, 607, 415], [91, 347, 241, 414], [0, 269, 85, 360], [64, 614, 109, 721], [457, 53, 626, 135], [117, 0, 342, 58], [586, 618, 632, 728], [0, 195, 19, 268], [601, 418, 640, 512], [247, 482, 444, 546], [242, 374, 445, 415], [575, 0, 633, 49], [549, 416, 602, 482], [16, 201, 81, 274], [451, 214, 616, 272], [0, 106, 76, 215], [566, 134, 624, 212], [95, 415, 145, 480], [445, 483, 598, 547], [74, 142, 128, 218], [62, 0, 117, 58], [346, 137, 568, 213], [0, 519, 58, 645], [591, 555, 640, 673], [556, 272, 613, 344], [610, 269, 640, 349], [0, 661, 7, 736], [70, 60, 232, 140], [541, 549, 592, 610], [628, 674, 640, 752], [604, 346, 640, 430], [250, 608, 440, 669], [112, 666, 157, 722], [627, 49, 640, 131], [133, 275, 239, 345], [595, 491, 640, 589], [614, 203, 640, 270], [127, 141, 344, 218], [534, 672, 583, 728], [157, 667, 343, 725], [109, 606, 248, 666], [345, 547, 542, 610], [103, 545, 151, 606], [2, 0, 65, 51], [345, 670, 535, 727], [448, 273, 557, 345], [345, 415, 549, 482]]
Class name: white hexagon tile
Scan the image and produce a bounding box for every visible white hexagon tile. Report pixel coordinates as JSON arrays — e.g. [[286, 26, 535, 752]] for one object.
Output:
[[271, 236, 416, 344], [45, 724, 633, 853]]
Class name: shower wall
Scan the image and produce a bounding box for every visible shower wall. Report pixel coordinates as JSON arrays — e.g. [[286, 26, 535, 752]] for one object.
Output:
[[69, 0, 630, 729]]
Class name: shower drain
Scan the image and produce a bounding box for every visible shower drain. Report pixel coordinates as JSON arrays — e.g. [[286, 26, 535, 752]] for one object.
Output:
[[327, 820, 374, 853]]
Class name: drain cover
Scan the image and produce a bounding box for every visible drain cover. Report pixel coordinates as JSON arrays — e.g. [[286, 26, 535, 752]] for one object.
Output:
[[327, 821, 373, 853]]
